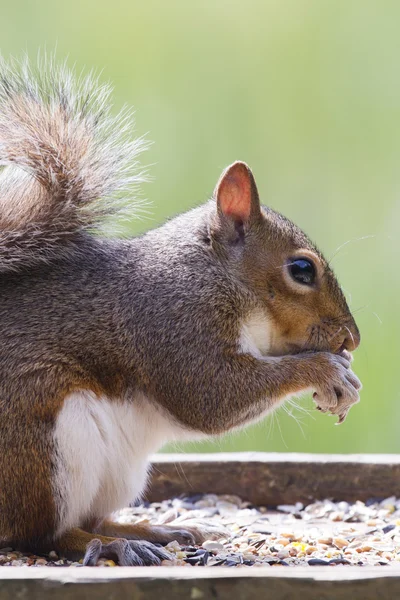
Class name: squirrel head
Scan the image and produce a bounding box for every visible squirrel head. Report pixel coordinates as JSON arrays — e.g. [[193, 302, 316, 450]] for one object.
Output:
[[210, 161, 360, 356]]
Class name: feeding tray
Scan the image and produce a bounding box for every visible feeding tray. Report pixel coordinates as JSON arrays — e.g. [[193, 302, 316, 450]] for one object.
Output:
[[1, 452, 400, 599]]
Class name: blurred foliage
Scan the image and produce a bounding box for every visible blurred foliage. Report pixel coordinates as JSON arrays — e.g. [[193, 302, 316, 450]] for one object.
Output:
[[1, 0, 399, 453]]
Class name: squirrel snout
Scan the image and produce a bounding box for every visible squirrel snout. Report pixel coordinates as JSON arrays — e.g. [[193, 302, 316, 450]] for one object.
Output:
[[339, 328, 361, 353]]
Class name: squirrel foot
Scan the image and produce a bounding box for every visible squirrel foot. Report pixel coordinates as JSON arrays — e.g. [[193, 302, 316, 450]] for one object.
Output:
[[92, 519, 217, 546], [168, 521, 230, 544], [91, 519, 229, 548], [83, 538, 173, 566]]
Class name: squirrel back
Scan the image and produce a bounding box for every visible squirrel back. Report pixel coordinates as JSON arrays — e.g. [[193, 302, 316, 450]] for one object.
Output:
[[0, 56, 147, 272]]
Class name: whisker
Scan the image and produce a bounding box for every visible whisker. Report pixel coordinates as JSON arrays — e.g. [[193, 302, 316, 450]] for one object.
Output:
[[275, 408, 288, 449], [341, 286, 352, 305], [286, 397, 313, 417], [328, 234, 376, 266], [266, 411, 275, 440], [281, 399, 308, 438], [324, 306, 366, 323], [372, 311, 383, 325], [346, 304, 381, 324], [300, 327, 316, 352], [343, 325, 355, 348], [328, 326, 343, 343]]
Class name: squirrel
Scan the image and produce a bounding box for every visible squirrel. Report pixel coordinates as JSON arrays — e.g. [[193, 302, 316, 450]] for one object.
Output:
[[0, 56, 361, 566]]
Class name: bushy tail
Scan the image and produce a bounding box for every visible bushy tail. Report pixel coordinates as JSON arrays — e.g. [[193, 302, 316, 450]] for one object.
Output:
[[0, 55, 148, 273]]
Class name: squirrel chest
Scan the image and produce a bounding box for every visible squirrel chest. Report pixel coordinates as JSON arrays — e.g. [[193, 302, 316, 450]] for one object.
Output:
[[238, 310, 272, 358]]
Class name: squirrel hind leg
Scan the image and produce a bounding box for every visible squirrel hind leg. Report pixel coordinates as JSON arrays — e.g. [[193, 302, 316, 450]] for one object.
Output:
[[54, 527, 172, 566], [94, 519, 229, 546]]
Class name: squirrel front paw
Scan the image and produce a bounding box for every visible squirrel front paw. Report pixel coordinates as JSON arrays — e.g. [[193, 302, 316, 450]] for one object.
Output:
[[306, 352, 361, 424]]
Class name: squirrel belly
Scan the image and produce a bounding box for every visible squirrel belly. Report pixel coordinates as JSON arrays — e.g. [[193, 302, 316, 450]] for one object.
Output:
[[0, 56, 361, 559], [52, 391, 191, 537]]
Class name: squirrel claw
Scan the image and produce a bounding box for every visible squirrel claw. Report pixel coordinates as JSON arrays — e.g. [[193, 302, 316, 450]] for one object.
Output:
[[83, 538, 173, 566], [335, 411, 348, 425]]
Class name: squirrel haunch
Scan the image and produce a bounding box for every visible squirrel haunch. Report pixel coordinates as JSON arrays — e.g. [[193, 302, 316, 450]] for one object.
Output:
[[0, 57, 361, 563]]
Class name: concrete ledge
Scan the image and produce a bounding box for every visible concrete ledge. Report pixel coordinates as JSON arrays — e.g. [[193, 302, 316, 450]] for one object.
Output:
[[148, 452, 400, 505], [0, 566, 400, 599]]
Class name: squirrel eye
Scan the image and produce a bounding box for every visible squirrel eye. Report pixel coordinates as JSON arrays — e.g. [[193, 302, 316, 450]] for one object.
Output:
[[288, 258, 316, 286]]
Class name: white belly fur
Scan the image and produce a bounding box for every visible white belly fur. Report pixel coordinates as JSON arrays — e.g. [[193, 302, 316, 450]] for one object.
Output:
[[53, 391, 185, 536]]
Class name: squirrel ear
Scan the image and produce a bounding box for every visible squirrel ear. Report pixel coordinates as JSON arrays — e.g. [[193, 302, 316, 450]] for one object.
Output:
[[214, 161, 261, 224]]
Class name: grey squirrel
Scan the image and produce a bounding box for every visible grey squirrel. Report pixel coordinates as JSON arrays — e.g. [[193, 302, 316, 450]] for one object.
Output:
[[0, 57, 361, 566]]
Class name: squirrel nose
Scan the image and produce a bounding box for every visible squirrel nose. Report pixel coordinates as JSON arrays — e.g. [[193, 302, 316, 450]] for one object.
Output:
[[340, 327, 361, 352]]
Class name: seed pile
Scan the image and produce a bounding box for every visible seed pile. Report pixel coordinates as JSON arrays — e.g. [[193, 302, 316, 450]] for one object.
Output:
[[2, 494, 400, 567]]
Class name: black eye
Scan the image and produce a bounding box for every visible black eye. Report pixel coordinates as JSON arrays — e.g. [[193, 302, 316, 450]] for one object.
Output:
[[288, 258, 316, 286]]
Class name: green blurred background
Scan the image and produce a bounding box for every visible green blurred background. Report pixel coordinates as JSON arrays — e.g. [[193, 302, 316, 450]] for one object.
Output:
[[1, 0, 398, 454]]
